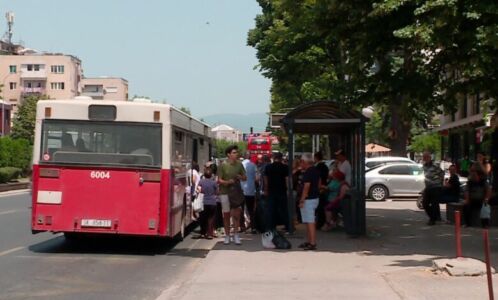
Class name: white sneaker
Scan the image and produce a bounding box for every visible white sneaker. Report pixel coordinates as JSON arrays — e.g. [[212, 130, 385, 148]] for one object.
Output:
[[224, 236, 230, 245], [234, 234, 241, 245]]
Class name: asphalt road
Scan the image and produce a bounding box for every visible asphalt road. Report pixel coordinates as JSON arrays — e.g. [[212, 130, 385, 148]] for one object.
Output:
[[0, 191, 208, 300]]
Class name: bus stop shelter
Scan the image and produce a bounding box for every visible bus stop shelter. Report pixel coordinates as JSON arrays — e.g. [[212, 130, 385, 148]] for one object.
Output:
[[280, 101, 367, 236]]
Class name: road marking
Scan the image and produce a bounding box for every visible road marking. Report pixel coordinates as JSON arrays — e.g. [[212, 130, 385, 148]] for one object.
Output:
[[0, 246, 24, 257], [0, 189, 30, 198], [0, 209, 27, 216]]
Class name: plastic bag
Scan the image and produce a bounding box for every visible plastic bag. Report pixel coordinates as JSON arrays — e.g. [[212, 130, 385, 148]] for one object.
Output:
[[481, 203, 491, 219], [261, 231, 275, 249], [271, 230, 291, 249], [193, 193, 204, 212]]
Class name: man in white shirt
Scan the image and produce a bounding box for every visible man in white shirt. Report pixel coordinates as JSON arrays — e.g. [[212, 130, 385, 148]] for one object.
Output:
[[335, 149, 352, 185]]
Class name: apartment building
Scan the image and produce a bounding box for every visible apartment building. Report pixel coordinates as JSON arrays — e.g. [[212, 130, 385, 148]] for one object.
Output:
[[81, 77, 128, 101], [0, 53, 82, 112], [436, 94, 496, 161]]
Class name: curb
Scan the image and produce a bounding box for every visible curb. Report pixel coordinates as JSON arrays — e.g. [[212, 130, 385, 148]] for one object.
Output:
[[0, 182, 30, 193]]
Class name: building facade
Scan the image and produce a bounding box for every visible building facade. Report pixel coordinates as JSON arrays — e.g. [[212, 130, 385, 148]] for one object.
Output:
[[211, 124, 243, 142], [436, 94, 496, 162], [0, 53, 83, 112], [81, 77, 128, 101]]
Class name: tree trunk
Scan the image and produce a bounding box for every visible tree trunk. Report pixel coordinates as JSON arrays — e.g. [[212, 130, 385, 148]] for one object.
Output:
[[389, 99, 411, 157]]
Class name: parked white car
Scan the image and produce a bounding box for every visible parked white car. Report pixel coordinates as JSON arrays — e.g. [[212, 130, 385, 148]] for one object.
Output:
[[365, 156, 416, 171], [366, 163, 425, 201]]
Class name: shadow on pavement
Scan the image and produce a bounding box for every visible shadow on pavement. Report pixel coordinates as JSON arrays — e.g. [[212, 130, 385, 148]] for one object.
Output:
[[208, 205, 498, 268], [28, 234, 180, 256]]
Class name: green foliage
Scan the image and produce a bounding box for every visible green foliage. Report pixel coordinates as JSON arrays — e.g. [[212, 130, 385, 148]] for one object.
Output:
[[179, 106, 191, 115], [0, 136, 32, 174], [213, 139, 247, 159], [248, 0, 498, 155], [365, 107, 389, 146], [11, 95, 43, 144], [409, 132, 441, 154], [0, 167, 22, 183]]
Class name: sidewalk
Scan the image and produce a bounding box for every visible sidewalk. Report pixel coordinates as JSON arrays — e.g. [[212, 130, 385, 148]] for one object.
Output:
[[159, 201, 497, 300]]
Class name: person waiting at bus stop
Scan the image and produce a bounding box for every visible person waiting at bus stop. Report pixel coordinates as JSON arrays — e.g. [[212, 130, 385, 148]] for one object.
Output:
[[218, 145, 247, 245], [422, 151, 445, 225], [298, 153, 320, 251], [440, 164, 460, 204], [264, 152, 290, 233]]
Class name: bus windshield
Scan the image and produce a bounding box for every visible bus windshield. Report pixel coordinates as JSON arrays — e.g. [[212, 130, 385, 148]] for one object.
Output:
[[40, 119, 162, 168], [250, 138, 269, 145]]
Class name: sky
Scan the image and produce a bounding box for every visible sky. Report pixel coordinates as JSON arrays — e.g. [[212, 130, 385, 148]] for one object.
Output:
[[0, 0, 271, 117]]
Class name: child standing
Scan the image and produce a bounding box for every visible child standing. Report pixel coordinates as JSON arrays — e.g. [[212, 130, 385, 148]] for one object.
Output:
[[197, 168, 218, 239]]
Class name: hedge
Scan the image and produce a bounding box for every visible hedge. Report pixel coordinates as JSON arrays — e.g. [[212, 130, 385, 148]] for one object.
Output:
[[0, 167, 22, 183], [0, 136, 32, 175]]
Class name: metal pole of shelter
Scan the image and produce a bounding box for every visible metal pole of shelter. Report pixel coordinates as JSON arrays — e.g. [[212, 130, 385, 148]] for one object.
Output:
[[287, 123, 295, 233]]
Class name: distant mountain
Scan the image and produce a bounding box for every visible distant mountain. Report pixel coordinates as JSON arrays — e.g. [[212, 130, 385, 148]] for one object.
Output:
[[200, 113, 268, 133]]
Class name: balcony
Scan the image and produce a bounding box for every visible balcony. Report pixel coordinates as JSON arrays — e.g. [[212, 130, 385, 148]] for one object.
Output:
[[22, 87, 45, 95], [81, 91, 105, 98], [20, 70, 47, 79]]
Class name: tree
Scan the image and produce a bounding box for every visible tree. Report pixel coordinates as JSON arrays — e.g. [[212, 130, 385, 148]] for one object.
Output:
[[179, 106, 191, 115], [391, 0, 498, 110], [409, 132, 441, 155], [213, 139, 247, 158], [11, 95, 47, 143], [248, 0, 496, 156]]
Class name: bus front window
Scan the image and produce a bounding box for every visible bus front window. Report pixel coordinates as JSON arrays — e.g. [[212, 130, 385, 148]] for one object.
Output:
[[40, 120, 162, 168]]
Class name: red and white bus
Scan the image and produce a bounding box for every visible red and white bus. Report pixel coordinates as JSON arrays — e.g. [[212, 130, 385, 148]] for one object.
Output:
[[31, 98, 212, 239], [247, 134, 272, 163]]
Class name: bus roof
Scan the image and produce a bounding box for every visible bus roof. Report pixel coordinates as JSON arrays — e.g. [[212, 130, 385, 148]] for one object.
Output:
[[36, 99, 211, 135]]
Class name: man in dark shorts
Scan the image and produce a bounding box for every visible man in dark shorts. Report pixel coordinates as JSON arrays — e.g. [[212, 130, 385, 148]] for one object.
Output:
[[218, 145, 247, 245]]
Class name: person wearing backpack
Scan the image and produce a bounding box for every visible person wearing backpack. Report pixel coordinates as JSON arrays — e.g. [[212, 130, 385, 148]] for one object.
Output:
[[218, 145, 247, 245]]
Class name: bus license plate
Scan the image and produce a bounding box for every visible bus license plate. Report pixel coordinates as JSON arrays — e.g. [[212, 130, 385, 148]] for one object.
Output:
[[81, 219, 112, 228]]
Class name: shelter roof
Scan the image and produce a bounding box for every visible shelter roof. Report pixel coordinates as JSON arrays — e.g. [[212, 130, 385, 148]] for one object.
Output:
[[281, 101, 364, 134]]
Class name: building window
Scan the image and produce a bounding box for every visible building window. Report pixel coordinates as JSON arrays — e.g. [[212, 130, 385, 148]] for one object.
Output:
[[26, 64, 42, 71], [50, 82, 65, 90], [461, 96, 468, 118], [9, 82, 16, 90], [475, 93, 481, 114], [51, 65, 64, 74], [9, 65, 16, 73]]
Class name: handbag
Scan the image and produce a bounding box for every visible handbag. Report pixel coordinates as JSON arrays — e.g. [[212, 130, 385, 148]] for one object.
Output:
[[227, 180, 245, 208], [480, 203, 491, 219], [193, 193, 204, 212]]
